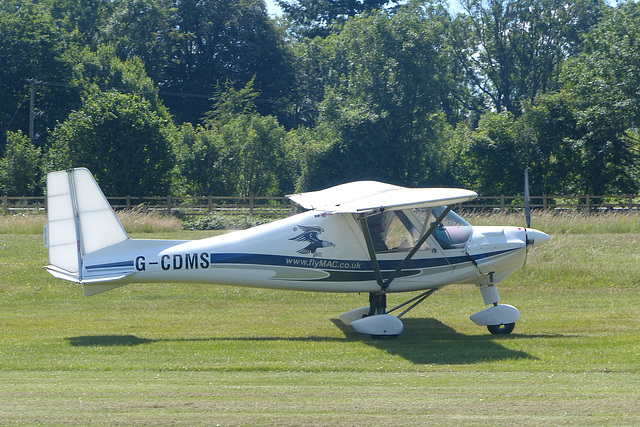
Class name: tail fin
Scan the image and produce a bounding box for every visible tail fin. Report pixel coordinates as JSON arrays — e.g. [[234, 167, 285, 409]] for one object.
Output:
[[44, 168, 129, 285]]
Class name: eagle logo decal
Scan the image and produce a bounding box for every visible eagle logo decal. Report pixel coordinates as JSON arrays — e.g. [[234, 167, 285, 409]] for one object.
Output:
[[290, 225, 335, 255]]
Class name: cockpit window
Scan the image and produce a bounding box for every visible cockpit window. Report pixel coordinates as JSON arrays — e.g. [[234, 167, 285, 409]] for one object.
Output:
[[413, 207, 472, 250], [365, 210, 429, 253]]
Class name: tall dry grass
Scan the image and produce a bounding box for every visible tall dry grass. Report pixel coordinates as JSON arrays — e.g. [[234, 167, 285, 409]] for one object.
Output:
[[0, 214, 47, 234], [116, 210, 182, 233], [463, 210, 640, 234], [2, 209, 639, 235], [0, 211, 182, 235]]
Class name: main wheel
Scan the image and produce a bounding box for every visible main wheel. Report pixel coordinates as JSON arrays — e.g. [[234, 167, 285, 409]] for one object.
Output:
[[487, 323, 515, 335]]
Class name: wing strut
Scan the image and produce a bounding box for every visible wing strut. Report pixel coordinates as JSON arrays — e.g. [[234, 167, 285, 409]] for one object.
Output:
[[358, 215, 386, 291], [386, 288, 440, 318], [358, 205, 453, 296]]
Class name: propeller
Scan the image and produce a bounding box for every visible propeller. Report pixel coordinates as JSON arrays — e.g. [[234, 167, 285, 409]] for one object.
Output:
[[523, 167, 550, 250], [523, 168, 551, 266], [524, 167, 531, 228]]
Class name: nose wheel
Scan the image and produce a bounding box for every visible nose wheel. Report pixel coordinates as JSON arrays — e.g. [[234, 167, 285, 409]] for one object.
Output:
[[471, 284, 519, 335], [487, 322, 515, 335], [470, 304, 519, 334]]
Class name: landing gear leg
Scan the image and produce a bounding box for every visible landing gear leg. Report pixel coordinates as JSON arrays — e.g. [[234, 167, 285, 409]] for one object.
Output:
[[364, 293, 394, 339], [367, 292, 387, 316], [340, 292, 402, 338], [339, 290, 439, 337]]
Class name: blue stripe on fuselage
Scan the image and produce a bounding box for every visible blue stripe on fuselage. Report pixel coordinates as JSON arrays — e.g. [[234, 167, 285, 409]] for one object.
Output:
[[84, 247, 520, 280], [209, 247, 519, 270], [209, 253, 450, 271]]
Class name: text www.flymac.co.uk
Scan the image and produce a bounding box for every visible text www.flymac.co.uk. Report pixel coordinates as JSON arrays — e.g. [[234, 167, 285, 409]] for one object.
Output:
[[285, 258, 362, 270]]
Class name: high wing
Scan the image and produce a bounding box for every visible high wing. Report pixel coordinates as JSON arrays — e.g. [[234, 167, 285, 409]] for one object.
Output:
[[287, 181, 477, 212]]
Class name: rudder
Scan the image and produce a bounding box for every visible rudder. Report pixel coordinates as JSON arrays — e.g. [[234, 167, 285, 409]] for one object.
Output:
[[45, 168, 129, 282]]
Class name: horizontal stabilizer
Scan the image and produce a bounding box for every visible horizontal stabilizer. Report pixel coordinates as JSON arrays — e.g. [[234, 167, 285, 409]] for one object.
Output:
[[46, 264, 133, 287], [46, 265, 81, 283]]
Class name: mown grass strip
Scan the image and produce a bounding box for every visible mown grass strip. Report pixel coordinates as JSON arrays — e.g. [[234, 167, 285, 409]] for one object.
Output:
[[0, 371, 638, 426], [1, 212, 639, 425]]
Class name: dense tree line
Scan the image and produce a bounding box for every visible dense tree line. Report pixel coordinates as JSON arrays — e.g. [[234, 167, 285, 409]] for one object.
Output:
[[1, 0, 638, 198]]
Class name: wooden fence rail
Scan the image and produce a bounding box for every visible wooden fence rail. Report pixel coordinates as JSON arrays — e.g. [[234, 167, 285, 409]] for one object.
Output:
[[0, 194, 298, 216], [2, 194, 640, 215]]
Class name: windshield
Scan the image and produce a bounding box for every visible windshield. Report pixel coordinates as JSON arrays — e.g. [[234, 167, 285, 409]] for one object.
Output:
[[413, 207, 472, 250]]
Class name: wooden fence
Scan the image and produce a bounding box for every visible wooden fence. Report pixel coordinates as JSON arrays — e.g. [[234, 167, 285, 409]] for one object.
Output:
[[0, 194, 297, 216], [461, 194, 640, 212], [2, 193, 640, 215]]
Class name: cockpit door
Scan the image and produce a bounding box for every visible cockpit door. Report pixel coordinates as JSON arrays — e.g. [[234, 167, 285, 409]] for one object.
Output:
[[361, 208, 455, 290]]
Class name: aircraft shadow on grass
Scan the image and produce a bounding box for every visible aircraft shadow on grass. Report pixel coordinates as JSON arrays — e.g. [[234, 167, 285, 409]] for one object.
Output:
[[331, 318, 538, 365], [64, 318, 569, 365]]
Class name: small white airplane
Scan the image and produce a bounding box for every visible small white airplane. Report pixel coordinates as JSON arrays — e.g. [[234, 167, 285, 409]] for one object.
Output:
[[44, 168, 550, 337]]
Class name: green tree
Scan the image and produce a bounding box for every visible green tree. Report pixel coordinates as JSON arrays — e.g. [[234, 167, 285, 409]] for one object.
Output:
[[47, 91, 175, 196], [0, 0, 76, 151], [517, 93, 582, 195], [101, 0, 172, 86], [217, 114, 289, 196], [304, 6, 456, 187], [448, 0, 606, 116], [106, 0, 294, 125], [204, 79, 261, 126], [560, 0, 640, 194], [0, 131, 43, 196], [286, 35, 341, 128], [48, 0, 117, 48], [0, 1, 165, 154], [454, 92, 589, 197], [283, 122, 341, 192], [173, 124, 224, 196], [193, 80, 292, 197], [65, 44, 168, 117], [277, 0, 393, 37], [455, 112, 527, 196]]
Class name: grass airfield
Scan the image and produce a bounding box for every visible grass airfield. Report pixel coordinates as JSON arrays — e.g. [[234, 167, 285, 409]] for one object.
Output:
[[1, 212, 639, 425]]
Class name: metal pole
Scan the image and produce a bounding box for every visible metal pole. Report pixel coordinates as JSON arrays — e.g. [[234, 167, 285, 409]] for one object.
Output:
[[29, 80, 35, 144]]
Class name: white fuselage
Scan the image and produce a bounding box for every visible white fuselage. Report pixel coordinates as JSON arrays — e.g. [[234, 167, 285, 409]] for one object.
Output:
[[82, 209, 538, 293]]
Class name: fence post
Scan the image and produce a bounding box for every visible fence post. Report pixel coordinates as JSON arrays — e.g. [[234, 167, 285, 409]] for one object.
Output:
[[126, 195, 131, 208], [500, 195, 505, 212], [585, 194, 590, 212], [1, 195, 7, 214], [208, 195, 213, 214], [167, 195, 172, 215], [543, 195, 548, 210], [629, 195, 634, 210], [249, 196, 254, 215]]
